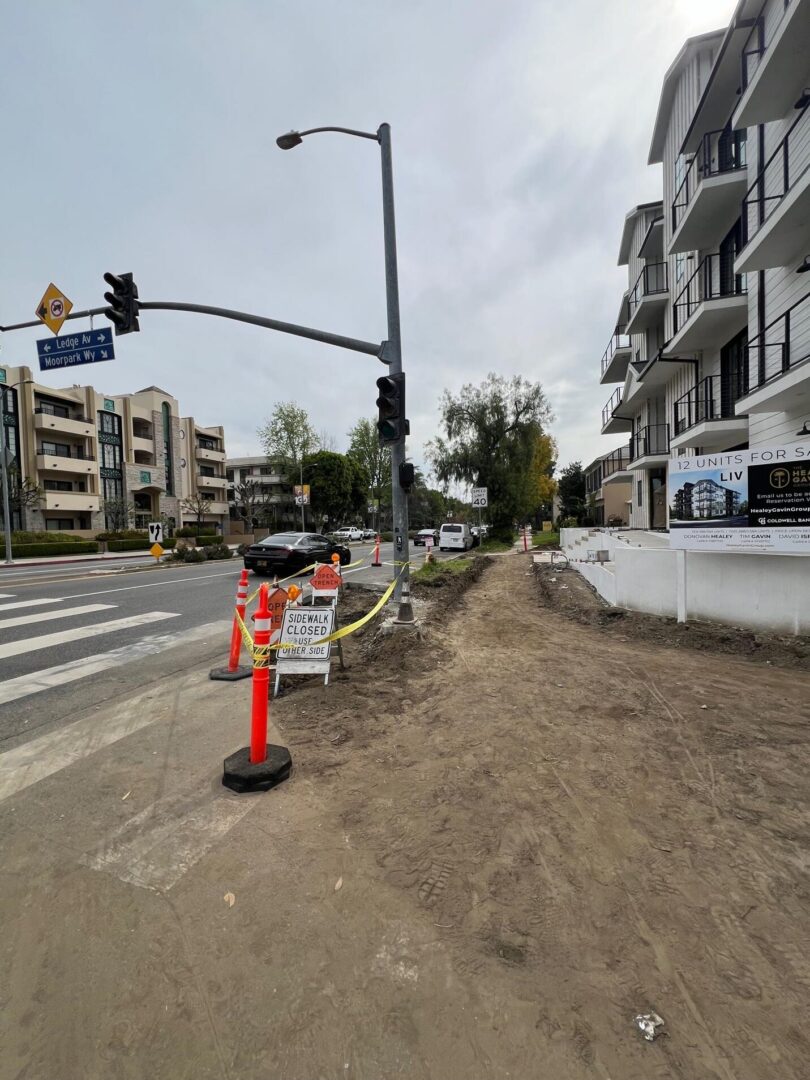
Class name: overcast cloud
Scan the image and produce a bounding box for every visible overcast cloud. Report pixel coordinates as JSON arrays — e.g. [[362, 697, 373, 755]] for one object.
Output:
[[1, 0, 735, 475]]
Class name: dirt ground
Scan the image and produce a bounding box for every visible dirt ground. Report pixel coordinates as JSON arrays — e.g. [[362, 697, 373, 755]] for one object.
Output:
[[3, 553, 809, 1079], [272, 552, 810, 1079]]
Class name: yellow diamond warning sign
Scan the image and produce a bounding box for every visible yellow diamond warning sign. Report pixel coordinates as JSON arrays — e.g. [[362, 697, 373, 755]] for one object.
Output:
[[36, 283, 73, 335], [150, 543, 164, 558]]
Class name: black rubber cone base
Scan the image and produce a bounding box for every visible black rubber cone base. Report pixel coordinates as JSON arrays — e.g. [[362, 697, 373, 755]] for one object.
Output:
[[222, 744, 292, 793], [209, 665, 253, 682]]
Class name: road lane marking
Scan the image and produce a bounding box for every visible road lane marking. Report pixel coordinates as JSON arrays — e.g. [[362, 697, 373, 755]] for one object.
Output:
[[0, 598, 72, 612], [0, 611, 180, 661], [0, 593, 15, 599], [56, 569, 241, 601], [0, 603, 116, 632], [0, 620, 229, 709]]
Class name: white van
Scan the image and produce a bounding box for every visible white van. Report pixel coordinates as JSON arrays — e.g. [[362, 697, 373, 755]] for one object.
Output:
[[439, 522, 473, 551]]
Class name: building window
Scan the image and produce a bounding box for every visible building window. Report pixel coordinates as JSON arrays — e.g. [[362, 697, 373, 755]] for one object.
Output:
[[37, 400, 70, 418], [46, 518, 77, 531], [102, 442, 122, 470], [260, 466, 274, 475], [41, 440, 72, 458], [99, 410, 121, 436], [675, 252, 685, 283], [637, 480, 643, 507], [44, 480, 74, 492], [200, 465, 215, 477], [226, 469, 234, 482], [162, 402, 174, 495]]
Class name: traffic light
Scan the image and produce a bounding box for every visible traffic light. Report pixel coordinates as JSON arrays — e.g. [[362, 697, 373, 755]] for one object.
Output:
[[376, 372, 405, 444], [103, 272, 140, 335]]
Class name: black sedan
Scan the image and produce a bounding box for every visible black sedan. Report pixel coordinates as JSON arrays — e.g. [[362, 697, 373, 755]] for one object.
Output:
[[243, 532, 351, 576]]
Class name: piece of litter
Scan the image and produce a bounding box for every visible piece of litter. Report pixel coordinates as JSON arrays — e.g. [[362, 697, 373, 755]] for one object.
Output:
[[700, 704, 708, 710], [634, 1011, 665, 1041], [224, 892, 235, 908], [121, 791, 131, 801], [334, 877, 343, 892]]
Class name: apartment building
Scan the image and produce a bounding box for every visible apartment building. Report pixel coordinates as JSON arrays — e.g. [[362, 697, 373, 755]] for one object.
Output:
[[0, 364, 229, 535], [599, 0, 810, 529], [584, 449, 633, 526], [226, 456, 291, 529]]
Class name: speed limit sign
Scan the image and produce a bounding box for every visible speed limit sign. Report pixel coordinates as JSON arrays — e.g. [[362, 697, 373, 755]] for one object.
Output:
[[471, 487, 488, 508]]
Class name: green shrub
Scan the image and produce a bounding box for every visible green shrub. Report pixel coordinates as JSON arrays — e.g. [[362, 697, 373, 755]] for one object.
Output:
[[0, 541, 99, 558], [559, 517, 578, 529], [176, 526, 196, 537], [95, 529, 148, 541], [203, 543, 233, 560], [9, 530, 88, 544], [380, 531, 393, 542], [237, 543, 250, 556], [185, 548, 208, 563], [196, 534, 218, 544]]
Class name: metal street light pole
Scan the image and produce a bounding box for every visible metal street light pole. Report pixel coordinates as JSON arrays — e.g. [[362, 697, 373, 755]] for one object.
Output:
[[276, 123, 414, 624]]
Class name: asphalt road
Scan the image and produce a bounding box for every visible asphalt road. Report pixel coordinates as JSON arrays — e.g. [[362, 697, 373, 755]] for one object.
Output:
[[0, 541, 455, 747]]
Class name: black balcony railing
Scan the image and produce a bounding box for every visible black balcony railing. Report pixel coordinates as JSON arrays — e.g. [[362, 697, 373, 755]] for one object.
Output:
[[673, 375, 746, 436], [602, 448, 629, 478], [741, 103, 809, 248], [37, 446, 95, 461], [601, 387, 623, 429], [600, 327, 631, 378], [585, 468, 603, 495], [629, 424, 669, 461], [742, 291, 810, 395], [672, 252, 747, 333], [627, 262, 667, 321], [35, 406, 93, 424], [671, 125, 747, 232]]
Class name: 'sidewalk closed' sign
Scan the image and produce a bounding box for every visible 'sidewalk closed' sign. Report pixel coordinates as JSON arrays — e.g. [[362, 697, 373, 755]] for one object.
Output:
[[668, 441, 810, 553]]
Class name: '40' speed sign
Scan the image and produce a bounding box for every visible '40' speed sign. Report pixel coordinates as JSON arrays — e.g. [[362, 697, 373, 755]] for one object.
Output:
[[471, 487, 488, 508]]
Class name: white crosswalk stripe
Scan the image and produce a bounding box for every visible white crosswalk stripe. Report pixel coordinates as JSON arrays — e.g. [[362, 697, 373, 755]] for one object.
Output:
[[0, 597, 69, 613], [0, 593, 15, 599], [0, 603, 115, 632], [0, 611, 180, 662]]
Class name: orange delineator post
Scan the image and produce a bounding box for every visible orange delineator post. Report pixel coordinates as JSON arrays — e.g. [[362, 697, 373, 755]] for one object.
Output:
[[250, 582, 271, 765], [523, 528, 529, 552], [372, 534, 382, 567], [227, 569, 249, 670]]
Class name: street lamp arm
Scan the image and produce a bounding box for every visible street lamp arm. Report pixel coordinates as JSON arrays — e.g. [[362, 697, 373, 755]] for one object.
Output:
[[298, 126, 380, 142]]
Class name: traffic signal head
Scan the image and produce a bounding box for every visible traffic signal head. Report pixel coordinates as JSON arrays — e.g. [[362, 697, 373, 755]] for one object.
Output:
[[376, 372, 405, 444], [103, 272, 140, 335]]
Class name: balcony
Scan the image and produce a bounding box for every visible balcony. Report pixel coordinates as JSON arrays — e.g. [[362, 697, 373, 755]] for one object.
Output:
[[602, 447, 631, 484], [196, 444, 226, 463], [197, 473, 228, 489], [626, 262, 668, 334], [40, 491, 100, 512], [671, 375, 749, 451], [670, 126, 747, 254], [197, 500, 229, 516], [737, 291, 810, 413], [601, 388, 632, 435], [599, 327, 632, 384], [34, 409, 96, 439], [669, 253, 748, 354], [628, 424, 669, 470], [736, 3, 810, 127], [737, 104, 810, 273], [36, 447, 95, 475], [132, 435, 155, 456]]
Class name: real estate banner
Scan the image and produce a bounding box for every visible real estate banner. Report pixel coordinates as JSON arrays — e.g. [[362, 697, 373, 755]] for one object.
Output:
[[668, 442, 810, 553]]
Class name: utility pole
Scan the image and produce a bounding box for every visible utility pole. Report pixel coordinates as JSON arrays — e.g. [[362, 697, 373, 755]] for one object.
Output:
[[378, 123, 413, 623], [1, 444, 12, 566], [299, 460, 306, 531]]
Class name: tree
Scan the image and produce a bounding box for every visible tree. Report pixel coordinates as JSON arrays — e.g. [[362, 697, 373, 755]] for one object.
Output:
[[232, 480, 272, 529], [557, 462, 586, 523], [347, 418, 392, 513], [530, 433, 558, 522], [427, 373, 553, 541], [182, 493, 213, 530], [101, 496, 135, 534], [258, 403, 320, 478], [302, 450, 356, 528]]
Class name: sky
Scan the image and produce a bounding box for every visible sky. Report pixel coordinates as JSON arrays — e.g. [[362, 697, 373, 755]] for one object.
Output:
[[0, 0, 736, 479]]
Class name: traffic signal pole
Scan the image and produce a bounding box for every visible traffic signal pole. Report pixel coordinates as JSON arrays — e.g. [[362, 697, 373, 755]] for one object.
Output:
[[378, 123, 413, 624]]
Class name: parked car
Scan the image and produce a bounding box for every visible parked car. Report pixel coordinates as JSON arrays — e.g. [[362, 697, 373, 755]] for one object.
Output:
[[243, 532, 351, 576], [334, 526, 364, 541], [439, 522, 474, 551], [362, 528, 377, 540], [414, 528, 439, 546]]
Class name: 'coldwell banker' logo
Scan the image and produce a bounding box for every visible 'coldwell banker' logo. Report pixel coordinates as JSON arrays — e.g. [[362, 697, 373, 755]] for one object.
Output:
[[770, 467, 790, 489]]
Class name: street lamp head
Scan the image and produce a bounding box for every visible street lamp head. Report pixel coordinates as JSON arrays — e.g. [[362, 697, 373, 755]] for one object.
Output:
[[276, 131, 303, 150]]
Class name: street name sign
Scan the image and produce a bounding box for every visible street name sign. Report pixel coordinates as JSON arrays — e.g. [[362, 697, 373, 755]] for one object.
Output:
[[37, 328, 115, 372], [472, 487, 488, 508], [36, 282, 73, 335], [148, 522, 164, 544]]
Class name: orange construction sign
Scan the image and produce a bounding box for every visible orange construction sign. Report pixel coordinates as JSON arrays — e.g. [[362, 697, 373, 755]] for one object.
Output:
[[267, 587, 289, 635], [309, 563, 341, 593]]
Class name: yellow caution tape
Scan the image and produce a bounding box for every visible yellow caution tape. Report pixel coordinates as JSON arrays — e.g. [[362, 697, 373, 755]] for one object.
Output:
[[244, 551, 371, 604], [234, 568, 403, 663]]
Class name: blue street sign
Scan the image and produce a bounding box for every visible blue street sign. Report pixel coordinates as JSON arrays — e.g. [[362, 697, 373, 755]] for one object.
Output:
[[36, 327, 115, 372]]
